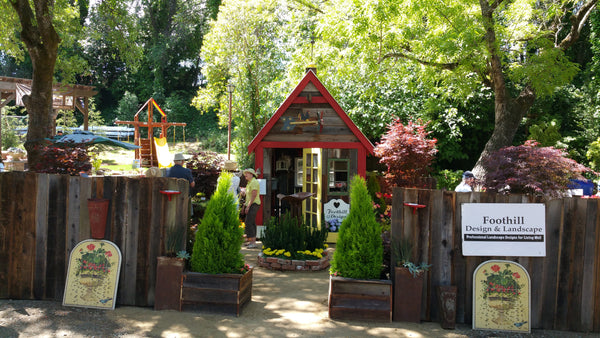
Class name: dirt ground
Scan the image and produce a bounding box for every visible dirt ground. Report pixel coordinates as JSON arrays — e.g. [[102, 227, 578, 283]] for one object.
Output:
[[0, 245, 596, 338]]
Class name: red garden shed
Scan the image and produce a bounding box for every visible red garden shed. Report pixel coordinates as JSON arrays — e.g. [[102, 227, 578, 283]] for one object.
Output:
[[248, 67, 374, 229]]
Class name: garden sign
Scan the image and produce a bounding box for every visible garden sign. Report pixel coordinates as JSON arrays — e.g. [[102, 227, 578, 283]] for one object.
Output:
[[63, 239, 122, 310], [461, 203, 546, 257], [473, 260, 531, 333], [324, 199, 349, 222]]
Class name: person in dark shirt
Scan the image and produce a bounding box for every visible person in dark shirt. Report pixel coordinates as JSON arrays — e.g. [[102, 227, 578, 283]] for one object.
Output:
[[166, 153, 195, 188]]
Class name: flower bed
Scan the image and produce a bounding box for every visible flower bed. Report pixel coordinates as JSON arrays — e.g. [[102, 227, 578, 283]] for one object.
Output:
[[257, 249, 332, 271]]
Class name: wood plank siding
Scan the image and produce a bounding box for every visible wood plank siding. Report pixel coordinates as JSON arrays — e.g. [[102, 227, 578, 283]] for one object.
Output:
[[0, 172, 189, 307], [391, 187, 600, 332]]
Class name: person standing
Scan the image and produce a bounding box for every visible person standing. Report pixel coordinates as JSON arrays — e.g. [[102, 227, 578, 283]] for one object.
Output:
[[166, 153, 195, 188], [455, 170, 476, 192], [167, 153, 195, 217], [243, 168, 260, 248]]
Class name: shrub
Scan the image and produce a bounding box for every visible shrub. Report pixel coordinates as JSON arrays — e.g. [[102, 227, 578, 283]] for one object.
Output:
[[433, 169, 463, 190], [374, 119, 438, 188], [482, 140, 590, 196], [586, 137, 600, 171], [261, 212, 327, 260], [190, 172, 245, 274], [187, 150, 225, 199], [330, 175, 383, 279], [32, 143, 91, 175]]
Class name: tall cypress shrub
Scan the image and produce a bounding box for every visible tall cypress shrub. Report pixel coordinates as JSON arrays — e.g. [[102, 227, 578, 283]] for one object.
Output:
[[190, 172, 245, 274], [330, 175, 383, 279]]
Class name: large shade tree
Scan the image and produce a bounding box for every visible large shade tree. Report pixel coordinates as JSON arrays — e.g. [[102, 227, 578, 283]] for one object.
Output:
[[307, 0, 597, 176], [0, 0, 135, 168], [192, 0, 289, 166]]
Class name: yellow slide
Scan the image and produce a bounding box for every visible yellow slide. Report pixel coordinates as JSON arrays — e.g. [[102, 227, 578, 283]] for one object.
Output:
[[153, 137, 173, 168]]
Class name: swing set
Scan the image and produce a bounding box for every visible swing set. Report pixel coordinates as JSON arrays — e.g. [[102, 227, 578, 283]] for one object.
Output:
[[115, 98, 186, 167]]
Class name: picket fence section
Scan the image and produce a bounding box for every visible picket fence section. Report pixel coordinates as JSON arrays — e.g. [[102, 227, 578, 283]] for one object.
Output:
[[391, 187, 600, 332], [0, 172, 189, 307]]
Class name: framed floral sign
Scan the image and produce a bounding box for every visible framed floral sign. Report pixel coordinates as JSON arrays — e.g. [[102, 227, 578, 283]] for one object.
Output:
[[63, 239, 122, 310], [473, 260, 530, 333]]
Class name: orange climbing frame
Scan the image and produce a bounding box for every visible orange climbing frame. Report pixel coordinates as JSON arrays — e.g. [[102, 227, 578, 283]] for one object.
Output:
[[115, 98, 186, 167]]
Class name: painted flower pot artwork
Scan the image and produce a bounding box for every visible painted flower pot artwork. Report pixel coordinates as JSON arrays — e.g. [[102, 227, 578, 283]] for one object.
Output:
[[473, 260, 530, 333], [63, 239, 122, 310]]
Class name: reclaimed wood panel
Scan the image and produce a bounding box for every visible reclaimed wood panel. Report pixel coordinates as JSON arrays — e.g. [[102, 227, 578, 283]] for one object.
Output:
[[136, 178, 152, 306], [541, 198, 563, 329], [33, 174, 48, 299], [66, 176, 81, 255], [120, 178, 139, 305], [566, 198, 587, 331], [416, 189, 431, 321], [428, 189, 448, 322], [595, 198, 600, 332], [51, 174, 68, 300], [453, 192, 469, 323], [556, 198, 576, 330], [328, 276, 392, 322], [582, 199, 598, 331], [181, 269, 253, 316], [78, 178, 92, 241], [2, 175, 600, 331], [0, 173, 8, 298], [147, 177, 168, 304]]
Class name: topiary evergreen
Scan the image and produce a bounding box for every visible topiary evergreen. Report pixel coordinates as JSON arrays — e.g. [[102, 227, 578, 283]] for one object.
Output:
[[190, 172, 245, 274], [330, 175, 383, 280]]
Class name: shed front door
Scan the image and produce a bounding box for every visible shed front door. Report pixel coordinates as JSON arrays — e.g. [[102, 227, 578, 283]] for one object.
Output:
[[302, 148, 322, 229]]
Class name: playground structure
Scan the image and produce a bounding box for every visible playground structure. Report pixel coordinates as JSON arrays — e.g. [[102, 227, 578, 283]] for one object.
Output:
[[115, 98, 186, 167]]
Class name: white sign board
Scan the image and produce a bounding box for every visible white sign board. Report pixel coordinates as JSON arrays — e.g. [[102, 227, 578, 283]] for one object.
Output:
[[462, 203, 546, 257], [323, 199, 350, 222], [258, 179, 266, 195]]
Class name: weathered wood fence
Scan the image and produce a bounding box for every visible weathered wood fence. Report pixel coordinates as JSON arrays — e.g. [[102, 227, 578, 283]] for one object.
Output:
[[391, 188, 600, 332], [0, 172, 189, 307]]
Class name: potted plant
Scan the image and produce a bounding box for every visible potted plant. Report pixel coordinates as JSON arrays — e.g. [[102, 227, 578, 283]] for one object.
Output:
[[392, 238, 430, 322], [181, 172, 252, 316], [154, 225, 187, 311], [328, 175, 392, 321]]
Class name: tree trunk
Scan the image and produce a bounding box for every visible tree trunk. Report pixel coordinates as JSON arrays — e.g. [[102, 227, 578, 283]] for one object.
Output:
[[472, 87, 536, 178], [472, 0, 536, 178], [11, 0, 61, 170]]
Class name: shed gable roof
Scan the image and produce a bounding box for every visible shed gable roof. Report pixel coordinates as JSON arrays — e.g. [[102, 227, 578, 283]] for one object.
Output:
[[248, 70, 374, 154]]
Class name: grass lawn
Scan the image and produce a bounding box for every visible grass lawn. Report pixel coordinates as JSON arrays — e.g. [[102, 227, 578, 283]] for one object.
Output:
[[95, 142, 215, 173]]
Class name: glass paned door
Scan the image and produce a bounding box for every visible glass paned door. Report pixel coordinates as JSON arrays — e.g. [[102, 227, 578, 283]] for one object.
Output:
[[302, 148, 322, 229]]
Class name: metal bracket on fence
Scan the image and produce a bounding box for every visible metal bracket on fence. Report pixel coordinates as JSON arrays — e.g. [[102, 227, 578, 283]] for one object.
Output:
[[403, 202, 426, 214], [160, 190, 181, 201]]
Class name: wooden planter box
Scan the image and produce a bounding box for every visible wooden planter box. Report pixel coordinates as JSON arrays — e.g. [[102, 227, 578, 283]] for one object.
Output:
[[180, 268, 253, 316], [328, 276, 392, 322], [393, 267, 424, 322], [154, 256, 185, 311]]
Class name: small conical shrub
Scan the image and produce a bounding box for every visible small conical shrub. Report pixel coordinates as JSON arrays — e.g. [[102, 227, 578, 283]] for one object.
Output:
[[190, 172, 245, 274], [330, 175, 383, 279]]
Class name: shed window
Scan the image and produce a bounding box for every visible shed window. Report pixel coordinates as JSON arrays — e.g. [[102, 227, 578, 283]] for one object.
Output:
[[328, 159, 349, 195]]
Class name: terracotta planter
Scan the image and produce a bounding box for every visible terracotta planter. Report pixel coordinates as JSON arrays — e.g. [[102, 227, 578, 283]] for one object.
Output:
[[154, 256, 185, 311], [328, 276, 392, 322], [87, 198, 109, 239], [180, 268, 253, 316], [393, 267, 424, 322]]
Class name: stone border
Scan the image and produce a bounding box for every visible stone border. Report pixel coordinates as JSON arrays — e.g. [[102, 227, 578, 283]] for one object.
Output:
[[257, 249, 331, 271]]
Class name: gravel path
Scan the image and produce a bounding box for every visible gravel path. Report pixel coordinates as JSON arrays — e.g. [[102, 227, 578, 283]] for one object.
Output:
[[0, 246, 595, 337]]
